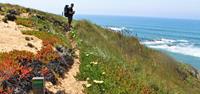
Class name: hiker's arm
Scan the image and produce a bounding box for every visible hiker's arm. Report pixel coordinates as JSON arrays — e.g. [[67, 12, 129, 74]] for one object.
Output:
[[69, 11, 75, 15]]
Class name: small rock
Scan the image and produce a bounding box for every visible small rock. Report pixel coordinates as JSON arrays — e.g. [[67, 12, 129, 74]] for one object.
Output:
[[25, 37, 31, 41], [27, 43, 35, 48], [30, 37, 34, 40], [56, 90, 66, 94]]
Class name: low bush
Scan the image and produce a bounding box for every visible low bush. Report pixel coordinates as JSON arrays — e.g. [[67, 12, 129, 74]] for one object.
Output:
[[16, 18, 35, 27]]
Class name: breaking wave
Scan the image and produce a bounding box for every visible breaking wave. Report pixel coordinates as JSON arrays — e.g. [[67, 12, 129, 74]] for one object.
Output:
[[142, 38, 200, 58], [106, 26, 133, 31]]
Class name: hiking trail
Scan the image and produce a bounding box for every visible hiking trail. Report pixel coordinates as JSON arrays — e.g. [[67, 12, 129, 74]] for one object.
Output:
[[45, 31, 86, 94]]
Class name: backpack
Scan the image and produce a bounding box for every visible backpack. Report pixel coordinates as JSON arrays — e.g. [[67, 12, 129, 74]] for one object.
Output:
[[64, 5, 69, 17]]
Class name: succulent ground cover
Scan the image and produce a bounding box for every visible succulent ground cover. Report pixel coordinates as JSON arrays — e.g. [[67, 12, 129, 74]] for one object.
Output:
[[0, 3, 74, 94], [0, 41, 74, 93]]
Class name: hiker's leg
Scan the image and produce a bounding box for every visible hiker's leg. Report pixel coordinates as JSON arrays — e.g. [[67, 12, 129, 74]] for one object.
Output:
[[64, 18, 68, 31], [68, 16, 73, 27], [67, 17, 70, 27]]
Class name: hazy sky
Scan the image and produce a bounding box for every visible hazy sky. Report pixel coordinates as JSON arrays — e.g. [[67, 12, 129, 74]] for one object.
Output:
[[0, 0, 200, 20]]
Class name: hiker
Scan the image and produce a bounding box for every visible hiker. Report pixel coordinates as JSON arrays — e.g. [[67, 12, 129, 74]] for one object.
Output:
[[64, 3, 75, 30], [68, 3, 75, 28], [64, 5, 69, 17]]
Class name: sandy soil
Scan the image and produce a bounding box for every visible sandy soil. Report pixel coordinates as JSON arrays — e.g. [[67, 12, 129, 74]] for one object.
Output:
[[46, 32, 86, 94], [20, 13, 30, 18], [0, 15, 42, 54]]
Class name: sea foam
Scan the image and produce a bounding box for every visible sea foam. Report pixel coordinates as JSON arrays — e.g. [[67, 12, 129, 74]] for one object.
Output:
[[142, 38, 200, 58], [107, 26, 127, 31]]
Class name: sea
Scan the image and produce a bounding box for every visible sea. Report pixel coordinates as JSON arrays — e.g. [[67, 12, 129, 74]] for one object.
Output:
[[75, 15, 200, 70]]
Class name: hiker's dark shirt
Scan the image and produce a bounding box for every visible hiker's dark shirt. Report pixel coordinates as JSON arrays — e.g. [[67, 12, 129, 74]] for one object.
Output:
[[68, 7, 74, 17]]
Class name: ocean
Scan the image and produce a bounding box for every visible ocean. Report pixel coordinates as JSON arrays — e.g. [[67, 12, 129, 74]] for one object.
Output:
[[75, 15, 200, 69]]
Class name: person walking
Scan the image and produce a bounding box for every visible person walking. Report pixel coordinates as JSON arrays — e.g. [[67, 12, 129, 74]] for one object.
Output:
[[64, 3, 75, 31]]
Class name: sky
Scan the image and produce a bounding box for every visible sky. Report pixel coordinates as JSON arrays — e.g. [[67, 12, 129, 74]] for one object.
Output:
[[0, 0, 200, 20]]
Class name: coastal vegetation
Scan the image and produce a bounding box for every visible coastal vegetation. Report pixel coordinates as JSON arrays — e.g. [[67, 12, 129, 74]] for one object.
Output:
[[0, 3, 200, 94], [74, 20, 200, 94]]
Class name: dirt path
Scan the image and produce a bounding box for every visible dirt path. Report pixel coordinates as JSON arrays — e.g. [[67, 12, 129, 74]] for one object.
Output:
[[46, 32, 86, 94], [61, 32, 86, 94]]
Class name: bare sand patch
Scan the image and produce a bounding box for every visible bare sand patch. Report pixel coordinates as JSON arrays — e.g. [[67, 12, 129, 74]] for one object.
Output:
[[0, 15, 42, 54], [20, 13, 30, 18]]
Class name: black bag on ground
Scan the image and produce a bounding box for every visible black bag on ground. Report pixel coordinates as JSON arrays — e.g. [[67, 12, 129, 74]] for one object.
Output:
[[64, 5, 69, 17]]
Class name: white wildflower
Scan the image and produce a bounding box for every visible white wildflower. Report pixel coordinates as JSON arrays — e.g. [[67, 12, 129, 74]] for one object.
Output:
[[86, 77, 90, 81], [86, 83, 92, 88], [90, 61, 98, 65], [86, 53, 89, 56], [102, 72, 106, 75], [93, 80, 104, 84]]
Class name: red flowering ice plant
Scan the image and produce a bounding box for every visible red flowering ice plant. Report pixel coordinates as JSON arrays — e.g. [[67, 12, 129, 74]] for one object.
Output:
[[0, 59, 32, 82], [0, 59, 20, 82], [0, 88, 13, 94], [36, 42, 60, 64]]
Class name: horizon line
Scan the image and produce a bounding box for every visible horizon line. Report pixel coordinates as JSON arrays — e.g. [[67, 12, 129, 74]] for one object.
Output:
[[75, 14, 200, 21]]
